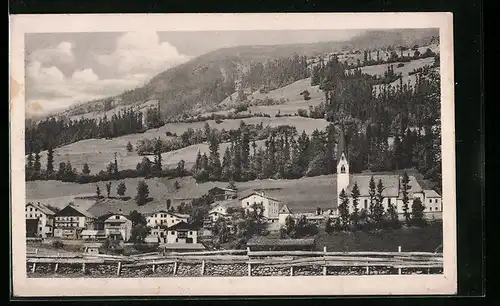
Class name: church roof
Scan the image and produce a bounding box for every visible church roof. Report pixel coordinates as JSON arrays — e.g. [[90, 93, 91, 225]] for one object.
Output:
[[344, 175, 423, 198]]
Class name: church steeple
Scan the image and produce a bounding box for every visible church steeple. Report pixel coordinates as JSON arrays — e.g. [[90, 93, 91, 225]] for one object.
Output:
[[336, 125, 350, 207]]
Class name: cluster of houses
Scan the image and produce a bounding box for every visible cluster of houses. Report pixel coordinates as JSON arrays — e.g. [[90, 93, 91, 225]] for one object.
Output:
[[25, 136, 442, 252]]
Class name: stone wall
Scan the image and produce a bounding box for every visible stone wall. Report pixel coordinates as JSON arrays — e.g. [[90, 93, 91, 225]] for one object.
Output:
[[26, 262, 443, 278]]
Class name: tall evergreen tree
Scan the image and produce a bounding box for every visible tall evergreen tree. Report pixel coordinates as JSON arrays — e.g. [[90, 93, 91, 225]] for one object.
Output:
[[368, 176, 376, 217], [350, 182, 361, 227], [135, 180, 150, 206], [373, 179, 386, 225], [116, 181, 126, 197], [26, 153, 34, 180], [33, 151, 41, 179], [411, 197, 426, 226], [208, 132, 221, 181], [338, 188, 350, 228], [46, 146, 54, 176], [105, 182, 112, 198], [401, 172, 411, 222], [82, 163, 91, 175]]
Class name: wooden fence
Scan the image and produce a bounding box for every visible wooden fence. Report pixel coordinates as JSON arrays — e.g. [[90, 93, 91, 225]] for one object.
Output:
[[26, 246, 443, 276]]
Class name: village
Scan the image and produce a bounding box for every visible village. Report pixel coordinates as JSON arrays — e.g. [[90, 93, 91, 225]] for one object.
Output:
[[26, 135, 443, 257]]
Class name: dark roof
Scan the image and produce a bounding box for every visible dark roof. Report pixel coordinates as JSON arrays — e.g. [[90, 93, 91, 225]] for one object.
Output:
[[167, 221, 199, 231], [55, 204, 94, 218], [344, 175, 423, 198], [208, 187, 237, 193], [247, 237, 315, 247]]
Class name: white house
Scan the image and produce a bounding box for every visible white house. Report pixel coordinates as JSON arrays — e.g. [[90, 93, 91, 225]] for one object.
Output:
[[146, 211, 189, 228], [240, 192, 280, 219], [103, 214, 133, 242], [336, 129, 442, 217], [25, 202, 56, 238], [166, 221, 199, 244], [207, 199, 239, 222], [278, 204, 293, 225], [423, 189, 442, 212]]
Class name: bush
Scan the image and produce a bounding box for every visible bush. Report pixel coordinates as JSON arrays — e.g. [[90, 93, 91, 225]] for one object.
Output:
[[397, 63, 405, 68], [52, 240, 64, 249]]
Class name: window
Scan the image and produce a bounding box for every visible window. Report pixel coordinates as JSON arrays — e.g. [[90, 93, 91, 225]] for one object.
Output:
[[30, 208, 33, 211], [30, 214, 32, 218], [429, 199, 432, 203], [247, 202, 249, 206], [364, 199, 368, 209], [429, 207, 432, 211], [39, 227, 42, 231], [388, 199, 391, 206], [189, 231, 193, 235], [435, 199, 438, 203], [341, 165, 345, 173], [115, 216, 120, 219], [171, 231, 175, 235], [435, 207, 438, 211], [35, 208, 38, 212]]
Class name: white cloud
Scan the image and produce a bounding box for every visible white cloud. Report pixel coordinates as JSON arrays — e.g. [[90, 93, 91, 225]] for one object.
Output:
[[28, 41, 74, 65], [96, 31, 191, 76], [26, 61, 149, 116]]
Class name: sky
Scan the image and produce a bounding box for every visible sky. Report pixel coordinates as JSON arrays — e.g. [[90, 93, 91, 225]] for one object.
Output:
[[25, 30, 366, 116]]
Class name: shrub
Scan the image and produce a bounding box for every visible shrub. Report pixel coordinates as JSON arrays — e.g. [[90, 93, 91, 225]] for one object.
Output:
[[52, 240, 64, 249]]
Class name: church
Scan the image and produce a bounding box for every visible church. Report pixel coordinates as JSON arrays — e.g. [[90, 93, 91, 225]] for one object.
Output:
[[335, 128, 442, 218]]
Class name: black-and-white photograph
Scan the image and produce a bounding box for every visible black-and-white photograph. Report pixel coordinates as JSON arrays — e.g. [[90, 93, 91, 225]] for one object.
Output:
[[10, 13, 456, 296]]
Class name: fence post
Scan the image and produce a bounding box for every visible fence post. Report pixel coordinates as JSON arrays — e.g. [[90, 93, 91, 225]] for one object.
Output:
[[117, 262, 122, 276], [82, 262, 86, 273], [152, 264, 156, 273], [397, 246, 402, 275], [35, 249, 38, 254], [31, 262, 36, 273], [248, 263, 252, 277], [323, 246, 327, 276], [201, 260, 205, 276], [173, 261, 178, 275], [290, 266, 293, 276], [54, 263, 59, 272], [365, 266, 369, 275]]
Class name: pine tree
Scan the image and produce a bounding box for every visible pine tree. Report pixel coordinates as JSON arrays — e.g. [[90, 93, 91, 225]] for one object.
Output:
[[411, 197, 426, 226], [208, 132, 221, 181], [338, 188, 350, 228], [227, 180, 237, 191], [174, 181, 180, 189], [46, 146, 54, 176], [401, 172, 411, 222], [221, 147, 232, 181], [96, 185, 101, 199], [116, 181, 126, 196], [135, 180, 150, 206], [33, 151, 41, 179], [113, 152, 119, 177], [350, 182, 360, 227], [368, 176, 376, 217], [126, 141, 133, 152], [82, 163, 91, 175], [176, 159, 185, 176], [105, 182, 112, 198], [26, 153, 34, 180], [373, 179, 386, 226]]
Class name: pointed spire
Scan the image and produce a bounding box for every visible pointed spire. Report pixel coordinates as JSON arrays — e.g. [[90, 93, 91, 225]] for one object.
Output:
[[337, 125, 348, 160]]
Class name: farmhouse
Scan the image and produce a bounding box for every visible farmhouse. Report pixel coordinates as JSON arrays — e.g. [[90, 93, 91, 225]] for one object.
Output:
[[240, 191, 280, 219], [53, 204, 95, 239], [166, 221, 199, 244], [146, 211, 190, 228], [208, 187, 237, 201], [207, 199, 240, 223], [336, 130, 442, 217], [103, 214, 133, 241], [25, 202, 56, 238]]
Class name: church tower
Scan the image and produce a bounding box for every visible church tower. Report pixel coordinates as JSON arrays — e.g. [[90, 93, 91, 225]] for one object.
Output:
[[337, 126, 350, 205]]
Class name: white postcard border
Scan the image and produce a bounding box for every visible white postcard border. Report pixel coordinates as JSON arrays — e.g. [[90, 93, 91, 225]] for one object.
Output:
[[10, 12, 456, 297]]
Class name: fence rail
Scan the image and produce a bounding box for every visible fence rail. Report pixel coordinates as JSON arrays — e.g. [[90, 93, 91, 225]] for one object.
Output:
[[26, 246, 443, 276]]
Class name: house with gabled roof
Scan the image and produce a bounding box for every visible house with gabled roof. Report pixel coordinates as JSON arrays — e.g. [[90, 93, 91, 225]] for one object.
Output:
[[53, 204, 95, 239], [278, 204, 293, 225], [208, 186, 237, 201], [25, 202, 56, 238], [165, 221, 200, 245], [240, 191, 280, 219], [145, 210, 190, 228]]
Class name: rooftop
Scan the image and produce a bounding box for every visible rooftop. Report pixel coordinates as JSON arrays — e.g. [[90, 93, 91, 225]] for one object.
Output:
[[168, 221, 200, 231], [424, 189, 441, 198], [26, 202, 56, 215]]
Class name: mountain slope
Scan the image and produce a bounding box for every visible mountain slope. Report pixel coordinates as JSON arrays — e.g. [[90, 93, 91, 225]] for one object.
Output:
[[54, 29, 439, 121]]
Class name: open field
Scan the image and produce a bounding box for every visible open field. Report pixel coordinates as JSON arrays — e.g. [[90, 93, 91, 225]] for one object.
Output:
[[27, 174, 339, 214], [352, 57, 435, 77]]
